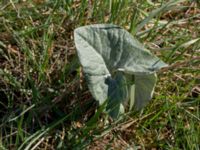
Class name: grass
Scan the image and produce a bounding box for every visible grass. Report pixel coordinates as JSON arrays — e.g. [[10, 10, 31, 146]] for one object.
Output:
[[0, 0, 199, 149]]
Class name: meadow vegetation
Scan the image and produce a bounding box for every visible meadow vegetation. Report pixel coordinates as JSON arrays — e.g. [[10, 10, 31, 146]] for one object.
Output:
[[0, 0, 199, 149]]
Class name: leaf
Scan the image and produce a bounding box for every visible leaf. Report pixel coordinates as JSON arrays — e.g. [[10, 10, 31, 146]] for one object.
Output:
[[134, 73, 157, 110], [105, 71, 128, 118], [74, 24, 167, 118]]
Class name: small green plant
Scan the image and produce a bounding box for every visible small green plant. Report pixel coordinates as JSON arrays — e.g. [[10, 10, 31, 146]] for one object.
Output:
[[74, 24, 167, 118]]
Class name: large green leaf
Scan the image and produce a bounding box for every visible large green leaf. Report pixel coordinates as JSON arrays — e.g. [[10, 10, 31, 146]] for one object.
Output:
[[74, 24, 167, 118]]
